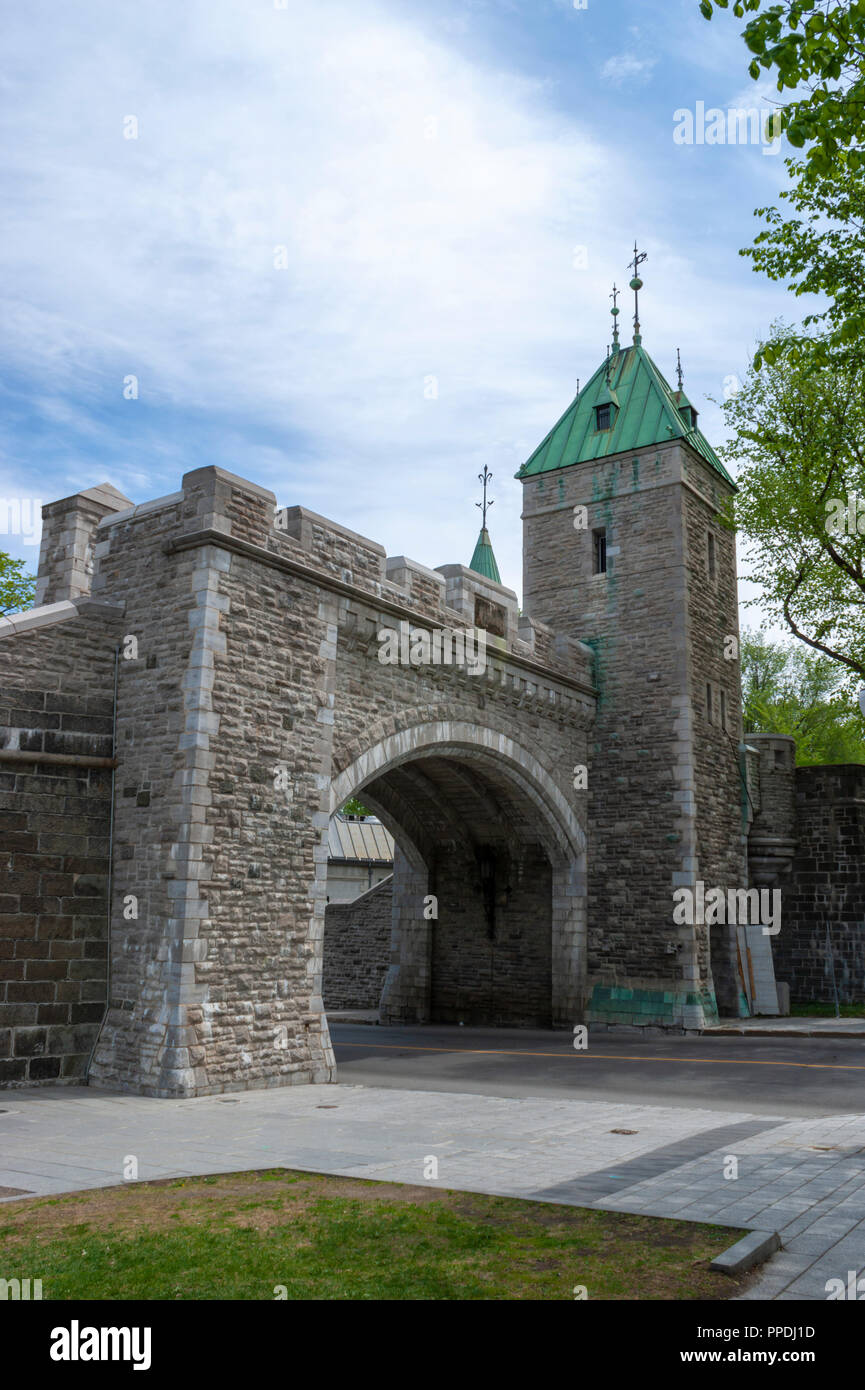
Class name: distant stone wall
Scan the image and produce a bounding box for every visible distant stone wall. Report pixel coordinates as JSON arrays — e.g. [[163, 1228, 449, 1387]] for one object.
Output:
[[772, 766, 865, 1005], [323, 875, 392, 1010], [432, 843, 553, 1027], [0, 606, 121, 1085]]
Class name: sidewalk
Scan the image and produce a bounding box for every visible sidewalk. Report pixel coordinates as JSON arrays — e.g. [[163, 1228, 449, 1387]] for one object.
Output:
[[700, 1018, 865, 1039], [1, 1082, 863, 1300]]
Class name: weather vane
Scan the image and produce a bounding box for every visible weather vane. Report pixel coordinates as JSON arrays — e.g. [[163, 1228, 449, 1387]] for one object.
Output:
[[476, 465, 494, 530], [676, 347, 684, 392], [610, 283, 620, 349], [628, 241, 648, 341]]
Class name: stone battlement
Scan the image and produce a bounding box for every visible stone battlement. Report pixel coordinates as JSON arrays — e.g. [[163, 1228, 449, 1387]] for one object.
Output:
[[35, 467, 595, 694]]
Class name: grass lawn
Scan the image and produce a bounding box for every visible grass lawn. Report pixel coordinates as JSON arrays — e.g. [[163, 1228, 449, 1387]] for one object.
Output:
[[790, 1002, 865, 1018], [0, 1168, 751, 1300]]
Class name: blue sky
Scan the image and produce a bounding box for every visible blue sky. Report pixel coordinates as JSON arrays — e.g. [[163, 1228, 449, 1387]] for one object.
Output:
[[1, 0, 798, 611]]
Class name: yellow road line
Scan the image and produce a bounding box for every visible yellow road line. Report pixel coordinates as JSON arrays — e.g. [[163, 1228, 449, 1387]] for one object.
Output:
[[334, 1041, 865, 1072]]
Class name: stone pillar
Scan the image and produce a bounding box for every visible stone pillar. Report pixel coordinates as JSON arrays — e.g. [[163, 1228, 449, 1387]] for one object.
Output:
[[379, 845, 432, 1023], [747, 735, 797, 888], [89, 466, 337, 1096], [34, 483, 132, 607], [551, 855, 588, 1026]]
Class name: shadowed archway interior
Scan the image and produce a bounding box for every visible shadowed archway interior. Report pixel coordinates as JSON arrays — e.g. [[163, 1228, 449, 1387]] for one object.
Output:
[[332, 747, 580, 1029]]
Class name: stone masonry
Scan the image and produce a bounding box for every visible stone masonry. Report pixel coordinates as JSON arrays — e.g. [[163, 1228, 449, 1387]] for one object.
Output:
[[1, 358, 861, 1092], [323, 875, 392, 1011], [1, 466, 593, 1094], [522, 439, 745, 1026]]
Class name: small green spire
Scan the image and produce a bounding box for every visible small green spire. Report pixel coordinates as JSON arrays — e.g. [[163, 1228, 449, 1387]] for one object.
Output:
[[470, 464, 502, 581], [470, 527, 502, 584]]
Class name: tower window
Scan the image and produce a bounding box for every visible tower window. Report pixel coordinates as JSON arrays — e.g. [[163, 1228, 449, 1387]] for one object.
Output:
[[720, 688, 727, 731], [596, 404, 611, 431], [707, 532, 716, 580], [706, 682, 713, 724], [593, 528, 607, 575]]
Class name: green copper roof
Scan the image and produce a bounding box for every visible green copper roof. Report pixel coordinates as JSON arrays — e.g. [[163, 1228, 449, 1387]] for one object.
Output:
[[469, 527, 501, 583], [516, 342, 734, 486]]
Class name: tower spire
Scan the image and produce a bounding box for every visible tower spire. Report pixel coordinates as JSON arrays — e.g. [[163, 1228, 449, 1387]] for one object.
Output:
[[470, 465, 501, 583], [628, 241, 648, 344], [676, 347, 684, 392], [610, 283, 620, 352]]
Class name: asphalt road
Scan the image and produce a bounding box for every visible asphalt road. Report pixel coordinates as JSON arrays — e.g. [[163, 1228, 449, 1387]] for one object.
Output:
[[330, 1022, 865, 1118]]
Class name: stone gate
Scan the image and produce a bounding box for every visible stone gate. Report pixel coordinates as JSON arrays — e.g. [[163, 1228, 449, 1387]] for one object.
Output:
[[1, 467, 593, 1095], [5, 324, 857, 1097]]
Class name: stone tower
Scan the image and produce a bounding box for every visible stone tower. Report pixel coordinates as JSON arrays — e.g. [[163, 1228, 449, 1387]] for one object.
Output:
[[518, 278, 750, 1028]]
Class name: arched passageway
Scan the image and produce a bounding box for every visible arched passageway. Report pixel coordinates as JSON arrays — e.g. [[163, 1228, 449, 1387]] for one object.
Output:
[[328, 723, 586, 1029]]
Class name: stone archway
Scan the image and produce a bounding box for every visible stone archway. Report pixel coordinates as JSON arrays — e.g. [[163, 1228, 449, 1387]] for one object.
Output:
[[327, 722, 587, 1029]]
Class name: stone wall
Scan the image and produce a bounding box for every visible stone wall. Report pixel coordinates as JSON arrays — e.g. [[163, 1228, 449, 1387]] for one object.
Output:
[[521, 436, 744, 1027], [1, 465, 592, 1095], [322, 875, 392, 1010], [771, 765, 865, 1005], [0, 603, 122, 1084], [431, 841, 552, 1026]]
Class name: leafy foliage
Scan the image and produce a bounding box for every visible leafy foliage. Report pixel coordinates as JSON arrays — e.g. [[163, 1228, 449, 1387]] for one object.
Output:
[[746, 160, 865, 362], [741, 629, 865, 763], [699, 0, 865, 177], [701, 1, 865, 362], [0, 552, 36, 616], [718, 328, 865, 687]]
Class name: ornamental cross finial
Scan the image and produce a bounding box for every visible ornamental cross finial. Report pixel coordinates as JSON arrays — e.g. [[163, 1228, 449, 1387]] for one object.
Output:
[[610, 283, 620, 348], [676, 347, 684, 392], [476, 465, 494, 529], [628, 241, 648, 342]]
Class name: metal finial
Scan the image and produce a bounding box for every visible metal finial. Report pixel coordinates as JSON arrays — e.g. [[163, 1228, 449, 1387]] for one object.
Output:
[[476, 465, 494, 529], [676, 348, 684, 392], [628, 241, 648, 342], [610, 283, 620, 349]]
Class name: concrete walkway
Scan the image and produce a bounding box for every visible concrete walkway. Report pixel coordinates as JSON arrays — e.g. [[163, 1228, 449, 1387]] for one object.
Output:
[[1, 1083, 863, 1299], [701, 1018, 865, 1039]]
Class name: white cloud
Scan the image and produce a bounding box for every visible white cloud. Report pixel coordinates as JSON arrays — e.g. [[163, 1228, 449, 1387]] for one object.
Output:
[[0, 0, 787, 596], [600, 53, 657, 87]]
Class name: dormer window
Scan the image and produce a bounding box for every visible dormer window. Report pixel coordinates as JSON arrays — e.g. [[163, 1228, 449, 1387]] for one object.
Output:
[[679, 404, 698, 429], [596, 404, 612, 431]]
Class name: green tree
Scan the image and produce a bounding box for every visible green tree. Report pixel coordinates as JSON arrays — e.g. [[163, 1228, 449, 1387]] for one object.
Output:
[[718, 328, 865, 687], [747, 160, 865, 360], [699, 0, 865, 177], [340, 796, 373, 818], [700, 1, 865, 360], [741, 629, 865, 763], [0, 552, 36, 616]]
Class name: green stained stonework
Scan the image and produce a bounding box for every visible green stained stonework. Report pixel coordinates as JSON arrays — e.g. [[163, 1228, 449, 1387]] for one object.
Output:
[[516, 342, 734, 486], [587, 984, 719, 1029]]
